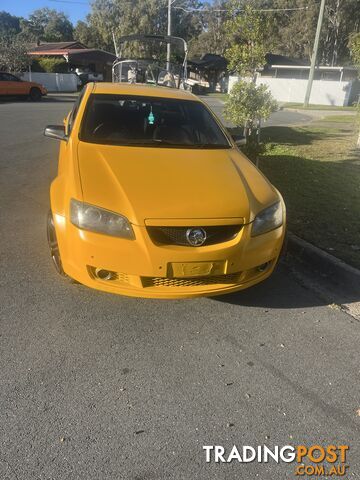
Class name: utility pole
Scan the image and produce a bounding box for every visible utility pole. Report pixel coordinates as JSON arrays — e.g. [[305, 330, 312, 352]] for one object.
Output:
[[304, 0, 326, 107], [112, 31, 118, 58], [167, 0, 172, 70]]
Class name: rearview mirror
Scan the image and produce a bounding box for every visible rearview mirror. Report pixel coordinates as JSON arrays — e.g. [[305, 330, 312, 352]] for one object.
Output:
[[44, 125, 67, 141], [232, 134, 247, 146]]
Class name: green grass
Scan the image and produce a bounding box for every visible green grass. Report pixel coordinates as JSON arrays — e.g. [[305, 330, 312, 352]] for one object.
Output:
[[282, 102, 357, 111], [320, 114, 357, 123], [259, 120, 360, 268], [202, 92, 227, 101]]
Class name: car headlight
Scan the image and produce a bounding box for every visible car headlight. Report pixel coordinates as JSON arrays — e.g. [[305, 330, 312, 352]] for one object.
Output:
[[251, 201, 283, 237], [70, 199, 134, 239]]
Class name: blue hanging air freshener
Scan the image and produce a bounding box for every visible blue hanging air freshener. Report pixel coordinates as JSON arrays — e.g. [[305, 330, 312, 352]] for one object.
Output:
[[148, 107, 155, 125]]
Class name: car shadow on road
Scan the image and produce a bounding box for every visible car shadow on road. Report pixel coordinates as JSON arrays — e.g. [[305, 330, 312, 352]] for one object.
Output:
[[212, 265, 318, 309], [212, 262, 359, 311], [43, 95, 77, 103], [0, 96, 76, 105]]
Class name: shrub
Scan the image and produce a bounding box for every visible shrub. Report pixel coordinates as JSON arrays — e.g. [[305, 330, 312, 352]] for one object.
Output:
[[224, 80, 278, 161], [36, 57, 68, 73], [225, 79, 277, 127]]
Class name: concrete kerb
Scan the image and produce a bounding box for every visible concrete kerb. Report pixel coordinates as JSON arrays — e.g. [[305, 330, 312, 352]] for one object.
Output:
[[285, 232, 360, 320]]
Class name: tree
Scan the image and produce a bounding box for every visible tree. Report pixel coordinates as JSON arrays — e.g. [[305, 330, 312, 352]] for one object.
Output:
[[79, 0, 163, 53], [80, 0, 204, 54], [74, 20, 100, 48], [348, 32, 360, 148], [0, 36, 30, 72], [188, 1, 229, 57], [315, 0, 360, 65], [0, 11, 21, 39], [261, 0, 320, 62], [349, 32, 360, 67], [225, 2, 271, 78], [263, 0, 360, 65], [20, 8, 73, 43], [223, 2, 277, 161], [171, 0, 204, 48]]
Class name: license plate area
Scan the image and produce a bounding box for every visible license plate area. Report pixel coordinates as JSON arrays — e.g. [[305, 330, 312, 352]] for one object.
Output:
[[168, 261, 226, 278]]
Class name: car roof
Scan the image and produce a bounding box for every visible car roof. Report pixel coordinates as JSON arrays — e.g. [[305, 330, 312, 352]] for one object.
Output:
[[91, 82, 200, 101]]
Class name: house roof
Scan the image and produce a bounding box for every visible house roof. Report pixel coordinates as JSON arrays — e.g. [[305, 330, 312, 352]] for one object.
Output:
[[270, 64, 358, 71], [188, 54, 227, 71], [28, 41, 87, 54], [27, 41, 116, 65], [265, 53, 307, 66], [67, 49, 116, 63], [188, 52, 305, 73]]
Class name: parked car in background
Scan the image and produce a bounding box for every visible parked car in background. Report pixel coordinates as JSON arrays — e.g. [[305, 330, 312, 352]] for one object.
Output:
[[0, 72, 47, 100], [75, 68, 104, 86]]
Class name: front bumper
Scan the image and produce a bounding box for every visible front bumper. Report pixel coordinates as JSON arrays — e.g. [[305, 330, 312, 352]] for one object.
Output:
[[53, 214, 286, 298]]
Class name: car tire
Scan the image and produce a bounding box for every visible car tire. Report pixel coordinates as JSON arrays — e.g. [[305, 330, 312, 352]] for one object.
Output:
[[29, 87, 42, 101], [280, 228, 288, 258], [47, 210, 77, 282]]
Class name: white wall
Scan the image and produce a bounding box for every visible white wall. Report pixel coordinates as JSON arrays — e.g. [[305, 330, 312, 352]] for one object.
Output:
[[20, 72, 79, 92], [228, 75, 353, 106], [228, 75, 241, 94], [257, 77, 352, 106]]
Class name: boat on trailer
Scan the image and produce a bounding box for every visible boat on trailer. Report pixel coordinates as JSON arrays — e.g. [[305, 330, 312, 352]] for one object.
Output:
[[112, 34, 189, 89]]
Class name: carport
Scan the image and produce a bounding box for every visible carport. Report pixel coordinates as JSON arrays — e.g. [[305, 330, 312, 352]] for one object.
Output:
[[28, 42, 116, 81]]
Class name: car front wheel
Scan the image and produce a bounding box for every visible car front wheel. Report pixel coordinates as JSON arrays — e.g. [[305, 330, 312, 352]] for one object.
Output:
[[29, 87, 42, 101], [46, 210, 76, 283]]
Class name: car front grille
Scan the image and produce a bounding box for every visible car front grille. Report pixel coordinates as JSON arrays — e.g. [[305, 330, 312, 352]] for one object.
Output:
[[147, 225, 242, 246], [142, 273, 242, 288]]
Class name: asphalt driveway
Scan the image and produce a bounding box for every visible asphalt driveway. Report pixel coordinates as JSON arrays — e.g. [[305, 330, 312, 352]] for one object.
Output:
[[200, 95, 313, 127], [0, 96, 359, 479]]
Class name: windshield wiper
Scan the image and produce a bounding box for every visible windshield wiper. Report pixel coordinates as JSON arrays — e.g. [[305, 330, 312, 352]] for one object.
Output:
[[151, 139, 193, 147], [152, 139, 182, 145], [153, 139, 230, 148], [189, 144, 230, 149]]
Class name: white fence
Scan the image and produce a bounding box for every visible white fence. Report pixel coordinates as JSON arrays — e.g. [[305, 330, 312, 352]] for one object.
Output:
[[257, 77, 352, 107], [228, 75, 354, 106], [20, 72, 79, 92]]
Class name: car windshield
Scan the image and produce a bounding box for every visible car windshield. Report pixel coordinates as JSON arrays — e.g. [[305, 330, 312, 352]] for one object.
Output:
[[80, 94, 231, 149]]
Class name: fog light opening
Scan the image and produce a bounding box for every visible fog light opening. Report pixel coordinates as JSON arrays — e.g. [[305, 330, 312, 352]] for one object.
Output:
[[257, 262, 270, 272], [94, 268, 116, 281]]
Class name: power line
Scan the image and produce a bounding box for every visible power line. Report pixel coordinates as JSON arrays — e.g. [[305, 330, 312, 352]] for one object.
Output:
[[48, 0, 314, 13], [49, 0, 89, 5], [174, 5, 315, 13]]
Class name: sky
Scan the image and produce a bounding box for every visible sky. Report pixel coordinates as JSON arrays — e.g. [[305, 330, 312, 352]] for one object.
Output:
[[0, 0, 91, 24]]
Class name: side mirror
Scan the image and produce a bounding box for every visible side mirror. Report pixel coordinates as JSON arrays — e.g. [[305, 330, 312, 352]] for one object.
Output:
[[44, 125, 67, 141], [232, 134, 247, 146]]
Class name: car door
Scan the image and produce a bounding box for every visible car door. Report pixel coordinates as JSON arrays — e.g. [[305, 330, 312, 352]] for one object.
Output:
[[58, 87, 87, 174], [3, 73, 25, 95], [0, 73, 9, 95]]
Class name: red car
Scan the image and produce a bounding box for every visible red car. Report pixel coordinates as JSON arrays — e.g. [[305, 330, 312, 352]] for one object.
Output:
[[0, 72, 47, 100]]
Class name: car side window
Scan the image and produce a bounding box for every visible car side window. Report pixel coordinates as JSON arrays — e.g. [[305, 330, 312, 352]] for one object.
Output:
[[2, 73, 19, 81], [67, 87, 86, 135], [0, 73, 4, 81]]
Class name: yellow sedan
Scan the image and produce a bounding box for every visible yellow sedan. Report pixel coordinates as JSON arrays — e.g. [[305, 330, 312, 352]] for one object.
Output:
[[45, 82, 286, 298]]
